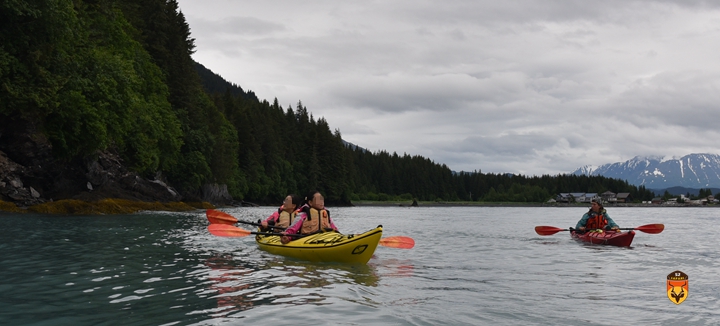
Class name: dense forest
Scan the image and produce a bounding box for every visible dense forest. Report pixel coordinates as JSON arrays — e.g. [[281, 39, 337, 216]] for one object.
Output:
[[0, 0, 656, 205]]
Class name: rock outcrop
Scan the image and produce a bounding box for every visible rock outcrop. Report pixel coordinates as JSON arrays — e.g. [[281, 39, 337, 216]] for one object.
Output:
[[200, 183, 234, 206], [0, 117, 192, 208]]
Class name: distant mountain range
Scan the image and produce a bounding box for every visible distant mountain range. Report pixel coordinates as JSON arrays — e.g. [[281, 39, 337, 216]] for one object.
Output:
[[572, 153, 720, 194]]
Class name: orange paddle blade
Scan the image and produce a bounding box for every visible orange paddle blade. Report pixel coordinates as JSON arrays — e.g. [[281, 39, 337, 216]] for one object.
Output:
[[534, 226, 568, 236], [208, 224, 251, 237], [634, 224, 664, 234], [379, 236, 415, 249], [206, 209, 239, 225]]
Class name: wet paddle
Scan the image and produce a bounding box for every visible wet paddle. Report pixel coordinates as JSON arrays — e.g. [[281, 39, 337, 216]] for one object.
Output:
[[206, 209, 286, 230], [206, 209, 238, 225], [378, 236, 415, 249], [207, 224, 301, 238], [208, 224, 415, 249], [534, 224, 664, 236], [617, 224, 664, 234]]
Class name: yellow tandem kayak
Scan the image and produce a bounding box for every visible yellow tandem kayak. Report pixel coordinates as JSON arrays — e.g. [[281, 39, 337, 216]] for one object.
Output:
[[255, 226, 383, 264]]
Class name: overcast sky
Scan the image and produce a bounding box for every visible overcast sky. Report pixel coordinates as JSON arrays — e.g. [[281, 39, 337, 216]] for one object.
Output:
[[177, 0, 720, 176]]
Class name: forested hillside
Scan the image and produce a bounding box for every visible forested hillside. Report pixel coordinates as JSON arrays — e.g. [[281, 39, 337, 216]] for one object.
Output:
[[0, 0, 655, 207]]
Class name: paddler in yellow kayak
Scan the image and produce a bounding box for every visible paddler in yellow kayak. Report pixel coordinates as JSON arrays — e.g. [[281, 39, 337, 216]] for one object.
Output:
[[260, 194, 302, 231], [575, 198, 620, 232], [281, 190, 338, 244]]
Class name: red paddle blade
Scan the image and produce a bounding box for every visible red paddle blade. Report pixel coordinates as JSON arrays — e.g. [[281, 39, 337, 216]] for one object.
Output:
[[206, 209, 239, 225], [379, 236, 415, 249], [635, 224, 664, 234], [208, 224, 251, 237], [534, 226, 566, 236]]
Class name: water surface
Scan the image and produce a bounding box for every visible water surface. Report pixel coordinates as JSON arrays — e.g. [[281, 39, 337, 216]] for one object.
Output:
[[1, 206, 717, 325]]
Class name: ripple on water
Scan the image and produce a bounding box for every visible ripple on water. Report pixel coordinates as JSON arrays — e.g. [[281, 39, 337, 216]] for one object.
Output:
[[1, 208, 720, 325]]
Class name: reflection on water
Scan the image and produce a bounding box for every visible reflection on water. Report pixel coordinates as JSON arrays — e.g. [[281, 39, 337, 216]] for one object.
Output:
[[201, 251, 385, 318], [370, 258, 415, 278], [204, 253, 255, 314]]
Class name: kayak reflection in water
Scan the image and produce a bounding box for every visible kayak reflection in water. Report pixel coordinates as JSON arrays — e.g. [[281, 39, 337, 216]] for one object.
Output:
[[574, 198, 619, 232]]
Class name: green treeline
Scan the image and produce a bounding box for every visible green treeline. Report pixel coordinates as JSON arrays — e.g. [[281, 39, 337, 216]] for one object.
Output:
[[1, 0, 237, 196], [0, 0, 656, 204]]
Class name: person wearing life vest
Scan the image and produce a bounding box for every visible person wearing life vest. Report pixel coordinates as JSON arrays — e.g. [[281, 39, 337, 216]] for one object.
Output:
[[575, 198, 619, 232], [281, 190, 338, 244], [260, 194, 302, 231]]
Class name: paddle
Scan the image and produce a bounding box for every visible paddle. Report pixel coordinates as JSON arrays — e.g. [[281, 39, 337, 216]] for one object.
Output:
[[616, 224, 664, 234], [207, 224, 302, 238], [205, 209, 287, 230], [207, 224, 415, 248], [534, 224, 664, 236], [378, 236, 415, 249], [206, 209, 238, 225]]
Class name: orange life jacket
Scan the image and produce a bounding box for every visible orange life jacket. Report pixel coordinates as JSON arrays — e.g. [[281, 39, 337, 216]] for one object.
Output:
[[585, 210, 609, 230], [275, 210, 296, 229], [300, 206, 332, 235]]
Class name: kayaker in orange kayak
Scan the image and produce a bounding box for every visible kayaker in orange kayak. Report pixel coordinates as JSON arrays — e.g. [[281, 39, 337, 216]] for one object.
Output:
[[575, 198, 619, 232]]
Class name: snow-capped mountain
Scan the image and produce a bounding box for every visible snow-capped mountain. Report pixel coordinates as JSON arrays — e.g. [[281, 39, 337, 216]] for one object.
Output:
[[572, 153, 720, 189], [573, 165, 598, 176]]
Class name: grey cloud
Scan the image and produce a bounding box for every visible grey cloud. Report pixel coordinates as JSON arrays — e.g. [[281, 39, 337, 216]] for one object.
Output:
[[180, 0, 720, 176], [448, 29, 467, 41], [453, 132, 559, 156], [326, 72, 549, 113], [399, 0, 720, 26], [613, 71, 720, 129], [191, 16, 285, 36]]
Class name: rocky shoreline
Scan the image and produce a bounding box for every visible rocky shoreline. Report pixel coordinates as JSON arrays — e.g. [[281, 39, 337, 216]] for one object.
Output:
[[0, 117, 235, 212]]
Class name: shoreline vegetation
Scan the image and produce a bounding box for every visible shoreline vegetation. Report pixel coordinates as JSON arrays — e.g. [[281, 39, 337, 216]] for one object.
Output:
[[2, 198, 715, 216], [0, 199, 214, 215]]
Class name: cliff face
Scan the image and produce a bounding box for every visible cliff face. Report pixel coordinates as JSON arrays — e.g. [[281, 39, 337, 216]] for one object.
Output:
[[0, 117, 197, 208]]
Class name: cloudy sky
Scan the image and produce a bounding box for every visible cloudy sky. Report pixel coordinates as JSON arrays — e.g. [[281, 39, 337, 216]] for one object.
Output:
[[177, 0, 720, 176]]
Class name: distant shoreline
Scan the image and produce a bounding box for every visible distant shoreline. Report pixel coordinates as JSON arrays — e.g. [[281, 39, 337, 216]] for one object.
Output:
[[348, 201, 718, 208], [2, 198, 715, 215]]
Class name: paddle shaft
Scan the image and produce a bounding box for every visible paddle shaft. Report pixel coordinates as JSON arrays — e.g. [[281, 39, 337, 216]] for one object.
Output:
[[252, 231, 303, 237], [209, 224, 414, 249], [206, 209, 286, 230], [208, 224, 305, 238], [236, 219, 287, 231], [257, 232, 413, 245], [248, 231, 413, 248], [535, 223, 663, 236], [581, 226, 656, 232]]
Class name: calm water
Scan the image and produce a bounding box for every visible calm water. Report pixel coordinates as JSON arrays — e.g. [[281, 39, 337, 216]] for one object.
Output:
[[1, 206, 718, 325]]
